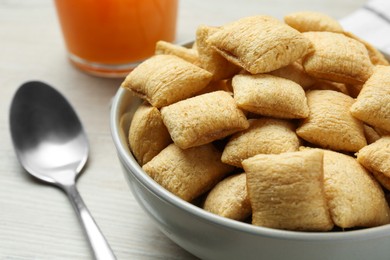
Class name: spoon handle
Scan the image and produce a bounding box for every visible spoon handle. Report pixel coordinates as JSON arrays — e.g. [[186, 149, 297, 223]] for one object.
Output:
[[64, 184, 117, 260]]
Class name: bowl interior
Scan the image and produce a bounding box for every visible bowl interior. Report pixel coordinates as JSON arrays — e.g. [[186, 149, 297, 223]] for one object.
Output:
[[110, 86, 390, 242]]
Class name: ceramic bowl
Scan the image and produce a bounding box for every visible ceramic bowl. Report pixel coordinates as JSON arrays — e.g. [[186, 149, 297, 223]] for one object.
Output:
[[110, 87, 390, 260]]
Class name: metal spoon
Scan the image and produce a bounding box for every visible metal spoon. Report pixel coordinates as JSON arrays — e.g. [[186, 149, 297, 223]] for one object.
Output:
[[9, 81, 116, 260]]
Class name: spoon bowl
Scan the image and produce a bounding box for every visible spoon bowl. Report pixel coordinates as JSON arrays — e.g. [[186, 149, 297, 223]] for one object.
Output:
[[10, 81, 88, 184], [10, 81, 116, 260]]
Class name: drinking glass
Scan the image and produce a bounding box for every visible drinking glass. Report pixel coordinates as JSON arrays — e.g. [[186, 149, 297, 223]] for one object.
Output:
[[54, 0, 178, 77]]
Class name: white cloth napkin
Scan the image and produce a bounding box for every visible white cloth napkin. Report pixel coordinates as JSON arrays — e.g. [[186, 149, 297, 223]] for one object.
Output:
[[340, 0, 390, 59]]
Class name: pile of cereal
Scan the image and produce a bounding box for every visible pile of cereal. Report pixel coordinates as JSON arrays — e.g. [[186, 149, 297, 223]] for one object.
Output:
[[121, 11, 390, 232]]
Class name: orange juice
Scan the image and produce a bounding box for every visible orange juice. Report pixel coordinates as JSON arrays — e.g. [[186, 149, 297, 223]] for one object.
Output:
[[54, 0, 178, 77]]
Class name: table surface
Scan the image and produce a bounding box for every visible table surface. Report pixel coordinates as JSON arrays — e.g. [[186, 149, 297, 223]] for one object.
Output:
[[0, 0, 367, 259]]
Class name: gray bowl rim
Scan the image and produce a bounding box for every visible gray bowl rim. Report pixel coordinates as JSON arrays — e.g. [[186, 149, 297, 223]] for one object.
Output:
[[110, 86, 390, 243]]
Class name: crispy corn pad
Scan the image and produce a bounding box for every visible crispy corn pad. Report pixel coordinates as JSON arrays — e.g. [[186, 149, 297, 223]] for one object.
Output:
[[357, 136, 390, 179], [269, 61, 315, 89], [143, 143, 233, 202], [350, 65, 390, 132], [160, 91, 249, 149], [203, 173, 251, 221], [196, 25, 240, 80], [207, 15, 313, 74], [363, 124, 382, 144], [195, 80, 232, 96], [284, 11, 343, 33], [221, 118, 300, 167], [232, 74, 309, 119], [323, 150, 390, 228], [121, 54, 212, 108], [309, 80, 349, 95], [343, 31, 389, 66], [243, 149, 333, 231], [371, 171, 390, 191], [296, 90, 366, 152], [129, 103, 171, 165], [155, 40, 199, 64], [302, 31, 374, 85]]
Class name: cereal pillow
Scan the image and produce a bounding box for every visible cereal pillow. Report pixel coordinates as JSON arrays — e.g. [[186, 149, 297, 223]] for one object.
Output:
[[208, 15, 313, 74], [222, 118, 300, 167], [296, 90, 366, 152], [232, 74, 309, 119], [350, 65, 390, 132], [195, 80, 232, 96], [129, 102, 171, 165], [121, 54, 212, 108], [203, 173, 251, 221], [269, 61, 315, 89], [302, 31, 374, 85], [243, 149, 333, 231], [363, 125, 382, 144], [357, 136, 390, 181], [155, 40, 199, 65], [161, 91, 249, 149], [195, 25, 240, 80], [323, 150, 390, 228], [343, 32, 389, 66], [309, 80, 349, 95], [143, 143, 234, 202], [284, 11, 343, 33]]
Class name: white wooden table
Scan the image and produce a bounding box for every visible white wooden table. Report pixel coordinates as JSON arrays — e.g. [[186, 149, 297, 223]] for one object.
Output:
[[0, 0, 366, 259]]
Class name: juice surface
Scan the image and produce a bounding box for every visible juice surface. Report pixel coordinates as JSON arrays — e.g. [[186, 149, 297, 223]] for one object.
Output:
[[55, 0, 178, 64]]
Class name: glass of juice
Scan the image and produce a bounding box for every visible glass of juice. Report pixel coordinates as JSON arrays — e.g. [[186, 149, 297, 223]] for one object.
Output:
[[54, 0, 178, 77]]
